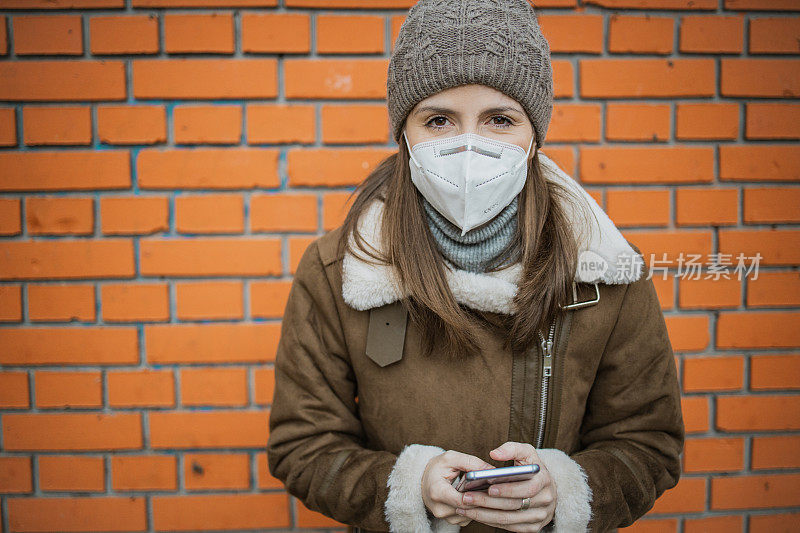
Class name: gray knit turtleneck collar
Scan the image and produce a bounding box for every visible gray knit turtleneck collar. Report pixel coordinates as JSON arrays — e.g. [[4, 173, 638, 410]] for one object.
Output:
[[422, 196, 520, 273]]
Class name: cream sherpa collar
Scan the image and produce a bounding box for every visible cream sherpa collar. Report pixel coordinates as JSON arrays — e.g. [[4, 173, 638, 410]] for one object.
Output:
[[342, 152, 644, 314]]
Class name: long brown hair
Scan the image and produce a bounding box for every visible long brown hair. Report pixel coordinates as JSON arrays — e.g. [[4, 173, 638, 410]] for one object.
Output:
[[335, 134, 594, 360]]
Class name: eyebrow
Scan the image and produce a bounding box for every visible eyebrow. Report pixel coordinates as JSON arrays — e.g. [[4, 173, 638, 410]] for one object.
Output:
[[411, 105, 524, 117]]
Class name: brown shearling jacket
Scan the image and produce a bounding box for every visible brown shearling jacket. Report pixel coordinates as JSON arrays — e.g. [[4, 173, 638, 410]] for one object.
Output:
[[267, 153, 684, 533]]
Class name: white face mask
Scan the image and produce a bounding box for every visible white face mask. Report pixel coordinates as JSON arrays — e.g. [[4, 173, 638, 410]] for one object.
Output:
[[404, 130, 533, 236]]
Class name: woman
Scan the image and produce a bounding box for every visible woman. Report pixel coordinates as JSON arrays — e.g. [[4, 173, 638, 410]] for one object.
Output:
[[267, 1, 684, 532]]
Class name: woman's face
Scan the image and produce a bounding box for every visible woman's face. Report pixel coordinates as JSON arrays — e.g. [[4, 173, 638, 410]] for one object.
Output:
[[403, 84, 535, 159]]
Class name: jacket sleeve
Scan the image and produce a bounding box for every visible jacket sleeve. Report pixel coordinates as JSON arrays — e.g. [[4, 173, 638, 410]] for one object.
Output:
[[266, 240, 456, 532], [570, 254, 685, 531]]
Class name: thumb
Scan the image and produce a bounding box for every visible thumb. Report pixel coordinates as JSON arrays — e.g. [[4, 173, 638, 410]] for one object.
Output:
[[490, 441, 534, 462]]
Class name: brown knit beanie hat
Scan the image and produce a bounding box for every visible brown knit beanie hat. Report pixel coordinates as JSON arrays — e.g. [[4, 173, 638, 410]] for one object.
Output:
[[387, 0, 553, 149]]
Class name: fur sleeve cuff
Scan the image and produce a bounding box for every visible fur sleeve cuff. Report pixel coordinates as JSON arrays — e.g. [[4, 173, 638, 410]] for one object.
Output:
[[537, 448, 593, 532], [385, 444, 461, 533]]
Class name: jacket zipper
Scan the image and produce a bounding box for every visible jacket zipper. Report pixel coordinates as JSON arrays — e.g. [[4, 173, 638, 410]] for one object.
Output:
[[535, 317, 556, 449]]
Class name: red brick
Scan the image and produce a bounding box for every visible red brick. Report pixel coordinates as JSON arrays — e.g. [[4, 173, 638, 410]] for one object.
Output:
[[0, 240, 134, 280], [675, 188, 738, 227], [253, 367, 275, 405], [678, 277, 741, 310], [90, 15, 159, 55], [284, 59, 388, 99], [717, 395, 800, 431], [7, 497, 146, 532], [0, 327, 138, 366], [134, 0, 276, 5], [98, 105, 166, 145], [250, 281, 291, 319], [27, 283, 95, 322], [538, 14, 603, 54], [138, 148, 279, 189], [145, 323, 280, 364], [287, 148, 394, 187], [133, 59, 277, 99], [580, 147, 714, 184], [285, 0, 411, 6], [140, 238, 281, 277], [111, 455, 177, 491], [606, 189, 670, 227], [23, 106, 91, 146], [164, 13, 233, 54], [247, 104, 316, 144], [726, 0, 800, 8], [746, 103, 800, 139], [149, 410, 269, 448], [175, 194, 244, 234], [256, 451, 283, 489], [0, 197, 22, 235], [683, 356, 744, 392], [0, 371, 29, 409], [2, 413, 142, 451], [101, 196, 169, 235], [0, 15, 6, 55], [547, 104, 602, 143], [0, 60, 125, 101], [684, 515, 743, 533], [0, 456, 32, 493], [584, 0, 715, 7], [241, 13, 310, 54], [0, 107, 16, 146], [553, 60, 575, 99], [13, 15, 83, 55], [650, 476, 705, 513], [682, 396, 709, 433], [174, 105, 241, 145], [180, 367, 247, 406], [719, 229, 800, 266], [108, 370, 175, 408], [183, 453, 249, 490], [718, 311, 800, 349], [627, 230, 713, 270], [676, 103, 739, 140], [39, 455, 104, 492], [322, 104, 388, 144], [679, 15, 744, 53], [322, 191, 354, 231], [0, 151, 130, 191], [720, 145, 800, 182], [608, 14, 674, 54], [0, 0, 123, 6], [606, 103, 669, 142], [101, 283, 169, 322], [712, 474, 800, 510], [721, 59, 800, 97], [750, 17, 800, 54], [683, 437, 744, 473], [175, 281, 243, 321], [151, 493, 289, 531], [317, 14, 383, 54], [250, 193, 318, 232], [750, 512, 800, 533], [744, 187, 800, 224], [622, 518, 677, 532], [751, 354, 800, 390], [752, 436, 800, 469], [25, 197, 94, 235], [748, 272, 800, 307], [580, 58, 715, 98]]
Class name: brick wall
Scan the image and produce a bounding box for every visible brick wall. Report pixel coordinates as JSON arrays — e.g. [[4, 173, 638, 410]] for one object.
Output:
[[0, 0, 798, 532]]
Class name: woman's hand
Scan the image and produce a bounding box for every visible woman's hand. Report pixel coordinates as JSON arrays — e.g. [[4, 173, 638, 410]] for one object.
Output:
[[455, 442, 557, 533], [421, 449, 495, 526]]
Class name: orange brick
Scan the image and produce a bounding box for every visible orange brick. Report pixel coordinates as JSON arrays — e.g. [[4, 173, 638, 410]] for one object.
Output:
[[322, 191, 354, 231], [0, 107, 16, 146], [678, 278, 741, 310], [664, 314, 710, 352], [7, 496, 145, 532], [683, 437, 744, 473], [241, 13, 310, 54], [111, 455, 177, 491], [145, 323, 280, 364], [132, 0, 275, 4], [0, 371, 29, 409], [286, 0, 412, 4], [250, 193, 317, 232], [284, 58, 388, 99], [676, 103, 739, 140], [101, 283, 169, 322], [0, 151, 130, 191], [750, 512, 800, 533], [679, 15, 744, 53], [683, 355, 744, 392], [317, 14, 383, 54], [0, 197, 21, 235], [287, 148, 395, 187], [580, 58, 715, 98], [101, 196, 169, 235], [250, 281, 291, 319], [650, 476, 705, 513], [675, 188, 738, 226], [137, 148, 279, 189], [175, 280, 243, 320], [605, 103, 669, 142], [321, 104, 388, 144], [289, 236, 315, 274], [27, 283, 95, 322], [0, 456, 33, 493], [538, 14, 603, 54], [90, 15, 159, 55], [151, 493, 289, 531], [108, 370, 175, 408], [751, 354, 800, 390], [712, 473, 800, 510], [0, 60, 125, 101], [2, 413, 142, 451], [608, 14, 674, 54], [296, 497, 347, 528], [553, 60, 574, 99], [98, 105, 166, 145], [181, 367, 247, 407], [184, 453, 249, 490], [253, 367, 275, 405], [14, 15, 83, 55], [0, 240, 134, 280], [721, 145, 800, 182], [2, 0, 123, 5], [26, 197, 94, 235], [725, 0, 798, 8], [718, 311, 800, 349], [752, 436, 800, 469], [39, 455, 104, 492], [750, 17, 800, 54], [134, 58, 277, 99], [748, 272, 800, 307], [624, 230, 714, 270], [684, 515, 743, 533], [745, 187, 800, 224], [622, 518, 677, 532], [606, 189, 670, 227], [149, 410, 269, 448], [0, 284, 22, 322], [580, 147, 714, 184], [247, 104, 316, 145], [174, 105, 241, 145], [547, 103, 602, 143], [164, 13, 233, 54], [721, 58, 800, 97], [23, 106, 91, 146], [0, 15, 6, 55], [584, 0, 715, 7], [746, 103, 800, 139], [651, 275, 675, 310], [140, 238, 281, 277], [255, 451, 283, 490], [717, 394, 800, 431], [0, 327, 138, 366], [175, 193, 244, 234], [719, 228, 800, 265]]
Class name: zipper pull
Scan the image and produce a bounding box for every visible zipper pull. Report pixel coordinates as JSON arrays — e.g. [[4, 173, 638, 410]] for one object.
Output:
[[543, 338, 553, 377]]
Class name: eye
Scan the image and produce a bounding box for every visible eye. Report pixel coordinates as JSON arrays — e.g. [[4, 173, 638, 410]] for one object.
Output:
[[491, 115, 513, 128], [424, 115, 450, 131]]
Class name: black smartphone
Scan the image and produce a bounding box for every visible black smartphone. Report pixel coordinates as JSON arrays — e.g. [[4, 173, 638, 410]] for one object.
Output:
[[451, 464, 540, 492]]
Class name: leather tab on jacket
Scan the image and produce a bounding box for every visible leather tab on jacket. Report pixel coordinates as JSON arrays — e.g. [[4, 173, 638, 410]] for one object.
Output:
[[365, 301, 407, 367]]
